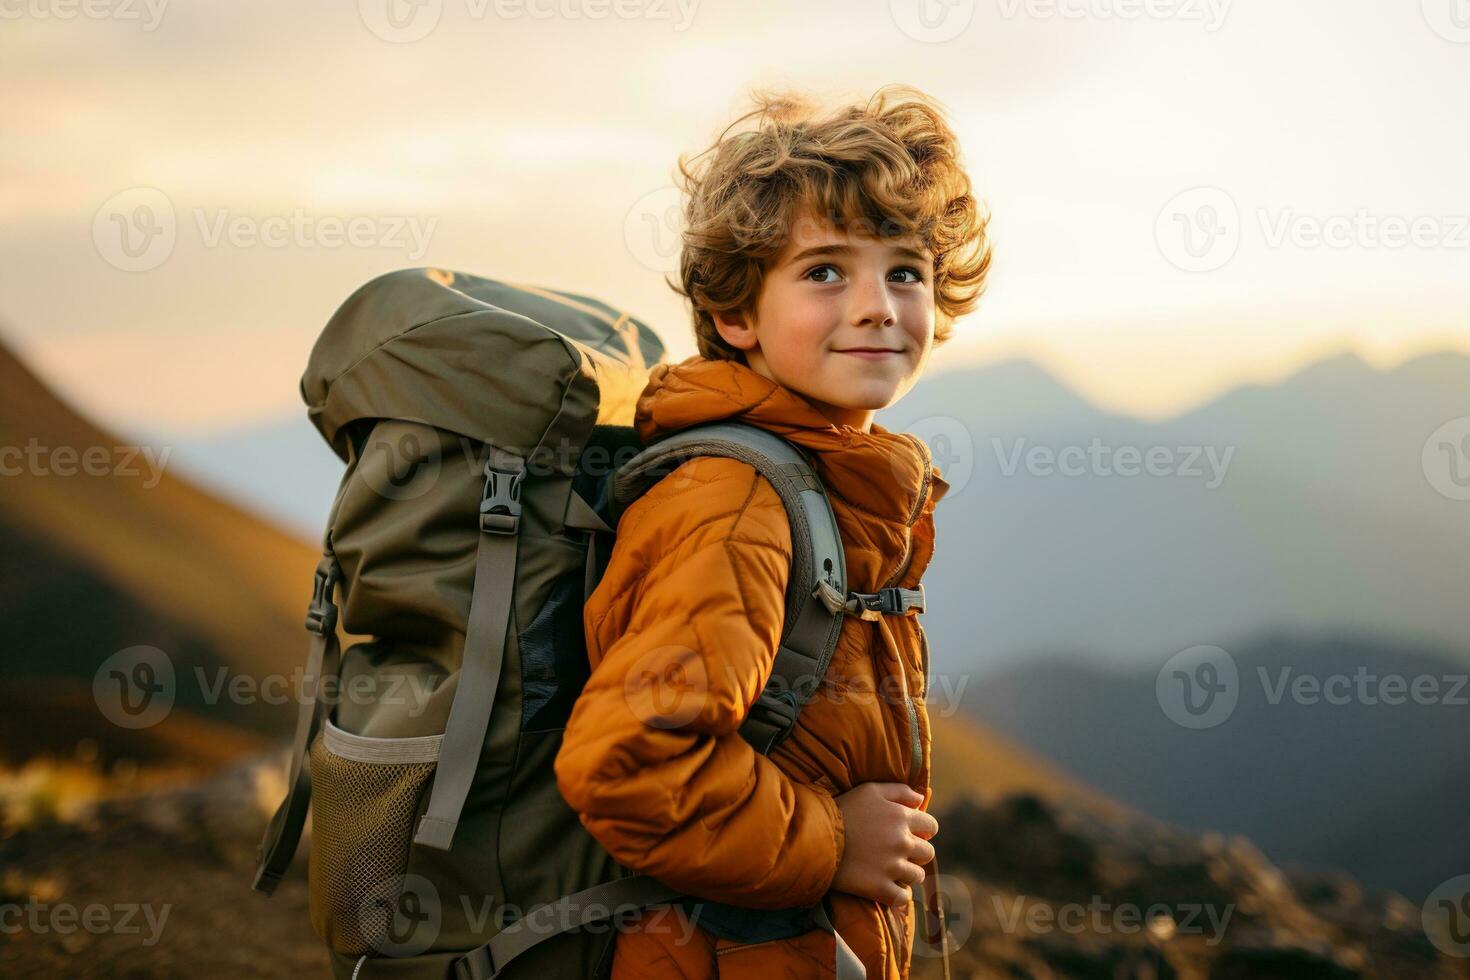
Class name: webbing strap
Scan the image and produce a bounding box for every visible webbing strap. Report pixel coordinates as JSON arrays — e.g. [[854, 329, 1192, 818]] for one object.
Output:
[[811, 898, 867, 980], [608, 421, 848, 757], [450, 876, 870, 980], [921, 855, 952, 980], [452, 875, 681, 980], [252, 553, 342, 894], [414, 452, 524, 850]]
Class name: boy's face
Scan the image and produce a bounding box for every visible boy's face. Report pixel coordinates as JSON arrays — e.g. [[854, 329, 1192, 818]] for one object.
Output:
[[711, 210, 936, 432]]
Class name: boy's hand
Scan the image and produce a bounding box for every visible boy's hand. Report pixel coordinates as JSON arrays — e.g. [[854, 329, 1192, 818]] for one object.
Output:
[[831, 782, 938, 907]]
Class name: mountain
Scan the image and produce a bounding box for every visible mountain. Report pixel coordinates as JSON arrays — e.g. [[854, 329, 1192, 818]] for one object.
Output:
[[876, 348, 1470, 676], [927, 710, 1122, 818], [160, 413, 344, 538], [961, 630, 1470, 902], [0, 333, 321, 744]]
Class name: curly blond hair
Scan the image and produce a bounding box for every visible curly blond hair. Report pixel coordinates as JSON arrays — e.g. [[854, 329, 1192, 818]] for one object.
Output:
[[670, 84, 992, 363]]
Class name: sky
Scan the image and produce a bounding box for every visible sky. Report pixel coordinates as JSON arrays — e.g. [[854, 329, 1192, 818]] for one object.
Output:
[[2, 0, 1468, 436]]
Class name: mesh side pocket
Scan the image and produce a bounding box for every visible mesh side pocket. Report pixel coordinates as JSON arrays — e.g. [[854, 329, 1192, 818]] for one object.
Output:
[[308, 721, 441, 956]]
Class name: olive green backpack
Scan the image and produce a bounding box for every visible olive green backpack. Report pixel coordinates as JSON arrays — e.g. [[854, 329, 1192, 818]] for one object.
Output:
[[248, 268, 917, 979]]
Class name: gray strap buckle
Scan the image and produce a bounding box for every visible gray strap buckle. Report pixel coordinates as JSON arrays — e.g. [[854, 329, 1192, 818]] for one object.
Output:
[[303, 556, 341, 635], [479, 454, 525, 534]]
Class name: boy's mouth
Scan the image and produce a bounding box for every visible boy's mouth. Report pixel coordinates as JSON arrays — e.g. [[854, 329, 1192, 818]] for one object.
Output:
[[836, 347, 902, 360]]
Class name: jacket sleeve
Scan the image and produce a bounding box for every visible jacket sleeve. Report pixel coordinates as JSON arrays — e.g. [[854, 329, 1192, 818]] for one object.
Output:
[[553, 457, 845, 909]]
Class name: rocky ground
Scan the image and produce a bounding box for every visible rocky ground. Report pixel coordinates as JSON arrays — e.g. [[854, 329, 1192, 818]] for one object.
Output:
[[2, 759, 1465, 979], [913, 793, 1469, 979]]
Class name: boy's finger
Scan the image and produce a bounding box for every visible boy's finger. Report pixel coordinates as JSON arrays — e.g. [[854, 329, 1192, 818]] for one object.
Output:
[[909, 837, 936, 866], [909, 810, 940, 839], [880, 782, 925, 805]]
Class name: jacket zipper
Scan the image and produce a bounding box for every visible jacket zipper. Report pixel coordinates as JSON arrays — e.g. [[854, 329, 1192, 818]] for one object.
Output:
[[878, 435, 935, 592], [877, 436, 933, 786], [874, 616, 923, 785], [881, 900, 907, 966]]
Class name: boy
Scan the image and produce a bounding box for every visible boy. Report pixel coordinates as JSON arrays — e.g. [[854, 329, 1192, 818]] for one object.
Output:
[[554, 85, 990, 979]]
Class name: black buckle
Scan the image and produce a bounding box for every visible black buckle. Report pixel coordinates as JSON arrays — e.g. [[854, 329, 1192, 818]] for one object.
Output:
[[855, 589, 900, 616], [480, 457, 524, 534], [851, 587, 924, 617], [304, 559, 341, 635]]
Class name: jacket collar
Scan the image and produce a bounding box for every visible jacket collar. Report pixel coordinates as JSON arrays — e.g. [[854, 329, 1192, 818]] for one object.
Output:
[[634, 356, 949, 528]]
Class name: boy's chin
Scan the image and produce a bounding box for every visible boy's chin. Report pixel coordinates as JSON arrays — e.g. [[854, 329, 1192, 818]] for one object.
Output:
[[813, 386, 904, 413]]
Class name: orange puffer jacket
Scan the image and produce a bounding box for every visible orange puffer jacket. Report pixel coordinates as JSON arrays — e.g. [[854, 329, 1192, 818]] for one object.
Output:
[[554, 355, 949, 979]]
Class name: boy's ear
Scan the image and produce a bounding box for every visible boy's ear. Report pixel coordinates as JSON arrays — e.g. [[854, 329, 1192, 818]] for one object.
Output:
[[711, 307, 760, 354]]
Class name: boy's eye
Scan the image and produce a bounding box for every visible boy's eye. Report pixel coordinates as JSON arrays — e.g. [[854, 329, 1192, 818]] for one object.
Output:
[[806, 264, 927, 284]]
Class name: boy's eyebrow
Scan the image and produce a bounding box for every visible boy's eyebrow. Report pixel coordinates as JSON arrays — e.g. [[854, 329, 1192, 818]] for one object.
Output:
[[784, 242, 933, 266]]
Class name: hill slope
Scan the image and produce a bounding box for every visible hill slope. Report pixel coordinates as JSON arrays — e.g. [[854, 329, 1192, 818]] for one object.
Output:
[[0, 334, 320, 740]]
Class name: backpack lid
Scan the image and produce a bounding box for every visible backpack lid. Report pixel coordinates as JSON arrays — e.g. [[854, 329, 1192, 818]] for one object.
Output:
[[301, 267, 665, 465]]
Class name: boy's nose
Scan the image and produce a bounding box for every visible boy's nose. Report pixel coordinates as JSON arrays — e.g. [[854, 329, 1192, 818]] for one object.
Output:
[[848, 274, 898, 330]]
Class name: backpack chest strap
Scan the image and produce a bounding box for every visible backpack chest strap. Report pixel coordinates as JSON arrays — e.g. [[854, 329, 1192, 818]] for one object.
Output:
[[814, 581, 926, 620]]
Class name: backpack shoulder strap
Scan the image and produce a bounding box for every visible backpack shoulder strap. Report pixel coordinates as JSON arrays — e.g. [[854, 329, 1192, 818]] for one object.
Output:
[[609, 421, 846, 754]]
